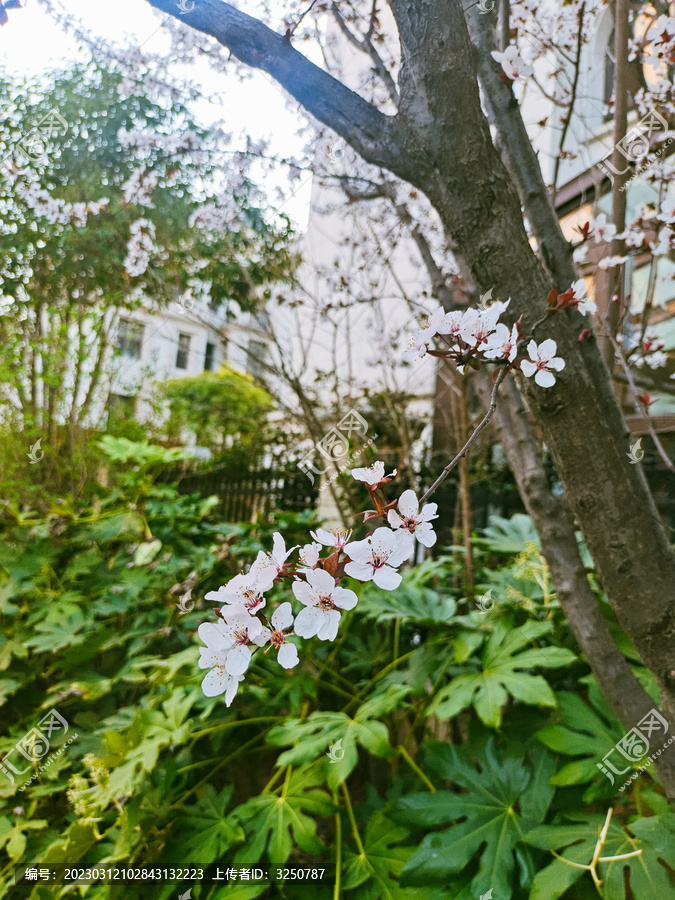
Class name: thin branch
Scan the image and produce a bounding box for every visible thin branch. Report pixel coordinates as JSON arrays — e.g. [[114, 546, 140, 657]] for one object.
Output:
[[551, 3, 585, 204], [330, 2, 400, 107], [420, 367, 507, 503], [607, 330, 675, 472]]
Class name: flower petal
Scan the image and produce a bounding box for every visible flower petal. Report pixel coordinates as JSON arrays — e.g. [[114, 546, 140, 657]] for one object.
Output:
[[373, 565, 403, 590], [333, 587, 358, 610], [397, 489, 419, 517], [535, 369, 556, 387], [225, 645, 251, 676], [272, 601, 294, 631], [277, 642, 299, 669], [294, 606, 322, 638], [344, 561, 374, 581]]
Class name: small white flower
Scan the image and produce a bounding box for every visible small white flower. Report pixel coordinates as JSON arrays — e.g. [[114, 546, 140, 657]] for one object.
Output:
[[298, 541, 322, 569], [403, 329, 431, 361], [310, 528, 353, 550], [520, 339, 565, 388], [459, 307, 500, 348], [197, 622, 245, 705], [571, 279, 597, 316], [293, 568, 358, 641], [250, 532, 297, 591], [483, 322, 518, 361], [646, 351, 668, 369], [351, 460, 396, 485], [259, 602, 299, 669], [594, 213, 617, 243], [436, 309, 465, 337], [215, 605, 269, 676], [597, 255, 628, 270], [658, 198, 675, 225], [573, 244, 588, 264], [205, 573, 266, 615], [387, 489, 438, 547], [491, 45, 533, 81], [344, 526, 413, 590]]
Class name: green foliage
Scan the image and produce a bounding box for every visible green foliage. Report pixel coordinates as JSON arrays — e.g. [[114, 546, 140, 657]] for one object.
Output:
[[162, 365, 274, 462], [390, 740, 554, 896], [0, 60, 295, 501], [430, 620, 576, 727], [0, 497, 672, 900]]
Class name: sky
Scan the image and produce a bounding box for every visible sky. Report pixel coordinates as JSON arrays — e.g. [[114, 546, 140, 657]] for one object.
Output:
[[0, 0, 314, 227]]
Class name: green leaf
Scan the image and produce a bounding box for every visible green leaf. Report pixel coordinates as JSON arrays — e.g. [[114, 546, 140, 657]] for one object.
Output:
[[234, 766, 336, 864], [535, 684, 626, 798], [178, 785, 245, 862], [357, 582, 457, 625], [342, 811, 440, 899], [390, 739, 555, 898], [430, 621, 575, 727], [524, 812, 675, 900], [267, 686, 408, 791]]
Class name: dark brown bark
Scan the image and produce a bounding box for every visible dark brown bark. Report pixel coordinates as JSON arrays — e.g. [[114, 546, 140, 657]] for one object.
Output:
[[146, 0, 675, 799]]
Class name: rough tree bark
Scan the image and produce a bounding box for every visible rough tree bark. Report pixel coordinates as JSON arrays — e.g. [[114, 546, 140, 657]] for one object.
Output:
[[145, 0, 675, 799]]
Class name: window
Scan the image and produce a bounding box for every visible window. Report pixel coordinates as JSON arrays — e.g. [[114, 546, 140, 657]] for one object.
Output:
[[246, 339, 267, 378], [176, 333, 191, 370], [116, 319, 143, 360], [204, 341, 215, 372]]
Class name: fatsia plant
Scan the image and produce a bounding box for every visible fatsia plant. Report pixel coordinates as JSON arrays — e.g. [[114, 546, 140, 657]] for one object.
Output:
[[389, 739, 557, 897], [429, 619, 577, 728]]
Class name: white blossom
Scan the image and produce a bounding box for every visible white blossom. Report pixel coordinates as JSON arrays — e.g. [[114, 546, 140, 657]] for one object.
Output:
[[205, 573, 266, 615], [344, 527, 413, 590], [388, 490, 438, 547], [491, 46, 533, 81], [197, 622, 245, 704], [351, 460, 396, 485], [520, 339, 565, 388], [310, 528, 353, 550], [594, 213, 617, 243], [259, 603, 299, 668], [211, 604, 268, 676], [124, 218, 157, 277], [571, 279, 597, 316], [483, 322, 519, 361], [250, 532, 297, 591], [293, 568, 357, 641]]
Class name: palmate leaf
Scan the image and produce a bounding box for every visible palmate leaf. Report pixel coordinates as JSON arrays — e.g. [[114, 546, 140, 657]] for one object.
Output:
[[342, 810, 446, 899], [357, 583, 457, 625], [267, 686, 408, 791], [535, 680, 626, 799], [523, 812, 675, 900], [233, 766, 336, 864], [389, 739, 556, 898], [178, 785, 245, 862], [430, 620, 575, 728]]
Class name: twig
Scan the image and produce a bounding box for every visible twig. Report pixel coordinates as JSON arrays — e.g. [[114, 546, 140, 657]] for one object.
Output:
[[606, 330, 675, 472], [551, 3, 585, 204], [552, 808, 642, 893], [420, 367, 507, 503]]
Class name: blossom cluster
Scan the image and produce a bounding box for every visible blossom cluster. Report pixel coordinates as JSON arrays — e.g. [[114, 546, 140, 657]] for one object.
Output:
[[197, 461, 438, 705], [402, 297, 569, 388]]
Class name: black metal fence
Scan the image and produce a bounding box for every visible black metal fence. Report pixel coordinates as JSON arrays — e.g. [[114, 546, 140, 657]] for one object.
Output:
[[163, 463, 319, 523]]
